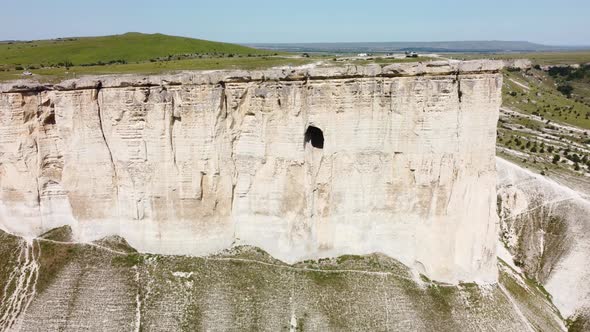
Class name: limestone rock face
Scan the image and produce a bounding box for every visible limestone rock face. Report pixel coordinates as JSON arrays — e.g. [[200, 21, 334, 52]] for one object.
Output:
[[0, 60, 503, 283]]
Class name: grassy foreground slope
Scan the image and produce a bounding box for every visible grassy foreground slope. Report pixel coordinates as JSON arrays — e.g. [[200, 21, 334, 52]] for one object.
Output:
[[0, 227, 566, 331], [0, 32, 272, 66]]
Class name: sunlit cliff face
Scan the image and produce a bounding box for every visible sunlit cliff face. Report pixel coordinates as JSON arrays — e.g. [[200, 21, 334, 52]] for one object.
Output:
[[0, 60, 503, 283]]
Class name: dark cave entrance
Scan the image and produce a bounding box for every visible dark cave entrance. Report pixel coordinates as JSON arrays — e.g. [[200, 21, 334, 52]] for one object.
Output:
[[305, 126, 324, 149]]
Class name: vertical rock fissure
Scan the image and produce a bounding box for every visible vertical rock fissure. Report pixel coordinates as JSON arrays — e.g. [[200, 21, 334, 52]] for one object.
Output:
[[221, 82, 237, 215], [455, 72, 463, 141], [95, 85, 120, 204], [219, 82, 228, 117], [168, 93, 179, 172], [33, 96, 43, 208], [25, 136, 43, 233], [456, 71, 463, 103], [32, 137, 43, 223], [198, 172, 204, 201]]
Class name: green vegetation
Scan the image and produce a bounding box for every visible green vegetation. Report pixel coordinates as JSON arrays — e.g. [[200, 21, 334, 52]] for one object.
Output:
[[0, 32, 273, 67], [306, 270, 347, 287], [93, 235, 138, 254], [35, 240, 79, 293], [502, 68, 590, 129], [497, 62, 590, 179], [548, 64, 590, 101], [0, 32, 313, 82], [0, 227, 569, 331], [0, 33, 446, 83], [39, 225, 73, 242], [0, 232, 23, 302], [0, 56, 317, 83], [449, 51, 590, 65], [567, 315, 590, 332], [111, 253, 144, 268], [498, 261, 566, 330], [350, 56, 436, 66]]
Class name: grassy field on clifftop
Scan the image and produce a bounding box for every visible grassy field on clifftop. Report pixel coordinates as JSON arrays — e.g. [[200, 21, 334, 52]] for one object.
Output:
[[0, 33, 308, 82], [448, 51, 590, 65], [0, 32, 273, 66]]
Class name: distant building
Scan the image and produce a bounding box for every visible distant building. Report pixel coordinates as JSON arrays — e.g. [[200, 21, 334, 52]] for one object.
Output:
[[22, 71, 32, 76], [357, 53, 368, 57]]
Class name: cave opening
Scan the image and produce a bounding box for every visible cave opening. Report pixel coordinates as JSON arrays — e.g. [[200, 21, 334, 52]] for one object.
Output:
[[305, 126, 324, 149]]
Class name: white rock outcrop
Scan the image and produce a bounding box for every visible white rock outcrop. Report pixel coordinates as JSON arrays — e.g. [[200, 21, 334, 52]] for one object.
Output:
[[0, 60, 503, 283], [497, 158, 590, 319]]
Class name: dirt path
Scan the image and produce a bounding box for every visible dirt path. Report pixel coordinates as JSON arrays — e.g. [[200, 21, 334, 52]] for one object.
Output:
[[508, 78, 531, 91]]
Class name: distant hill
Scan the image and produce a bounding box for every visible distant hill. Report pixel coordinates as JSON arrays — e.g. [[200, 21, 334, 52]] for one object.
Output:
[[246, 41, 589, 53], [0, 33, 272, 66]]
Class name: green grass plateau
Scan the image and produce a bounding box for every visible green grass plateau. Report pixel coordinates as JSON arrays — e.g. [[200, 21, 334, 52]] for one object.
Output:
[[0, 32, 434, 83], [0, 32, 273, 66], [0, 32, 319, 82], [448, 51, 590, 66]]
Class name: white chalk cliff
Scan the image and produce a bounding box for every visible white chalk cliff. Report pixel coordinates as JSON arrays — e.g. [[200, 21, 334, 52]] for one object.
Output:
[[0, 60, 503, 284]]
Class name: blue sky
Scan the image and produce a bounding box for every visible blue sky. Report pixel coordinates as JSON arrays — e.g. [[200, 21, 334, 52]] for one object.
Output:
[[2, 0, 589, 45]]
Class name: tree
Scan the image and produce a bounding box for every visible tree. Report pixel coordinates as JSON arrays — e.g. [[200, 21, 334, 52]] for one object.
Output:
[[557, 84, 574, 97], [552, 154, 561, 164], [568, 153, 582, 163]]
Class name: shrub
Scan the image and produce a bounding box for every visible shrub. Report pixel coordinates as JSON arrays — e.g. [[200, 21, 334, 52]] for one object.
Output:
[[557, 84, 574, 97], [548, 66, 573, 77], [568, 154, 582, 163]]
